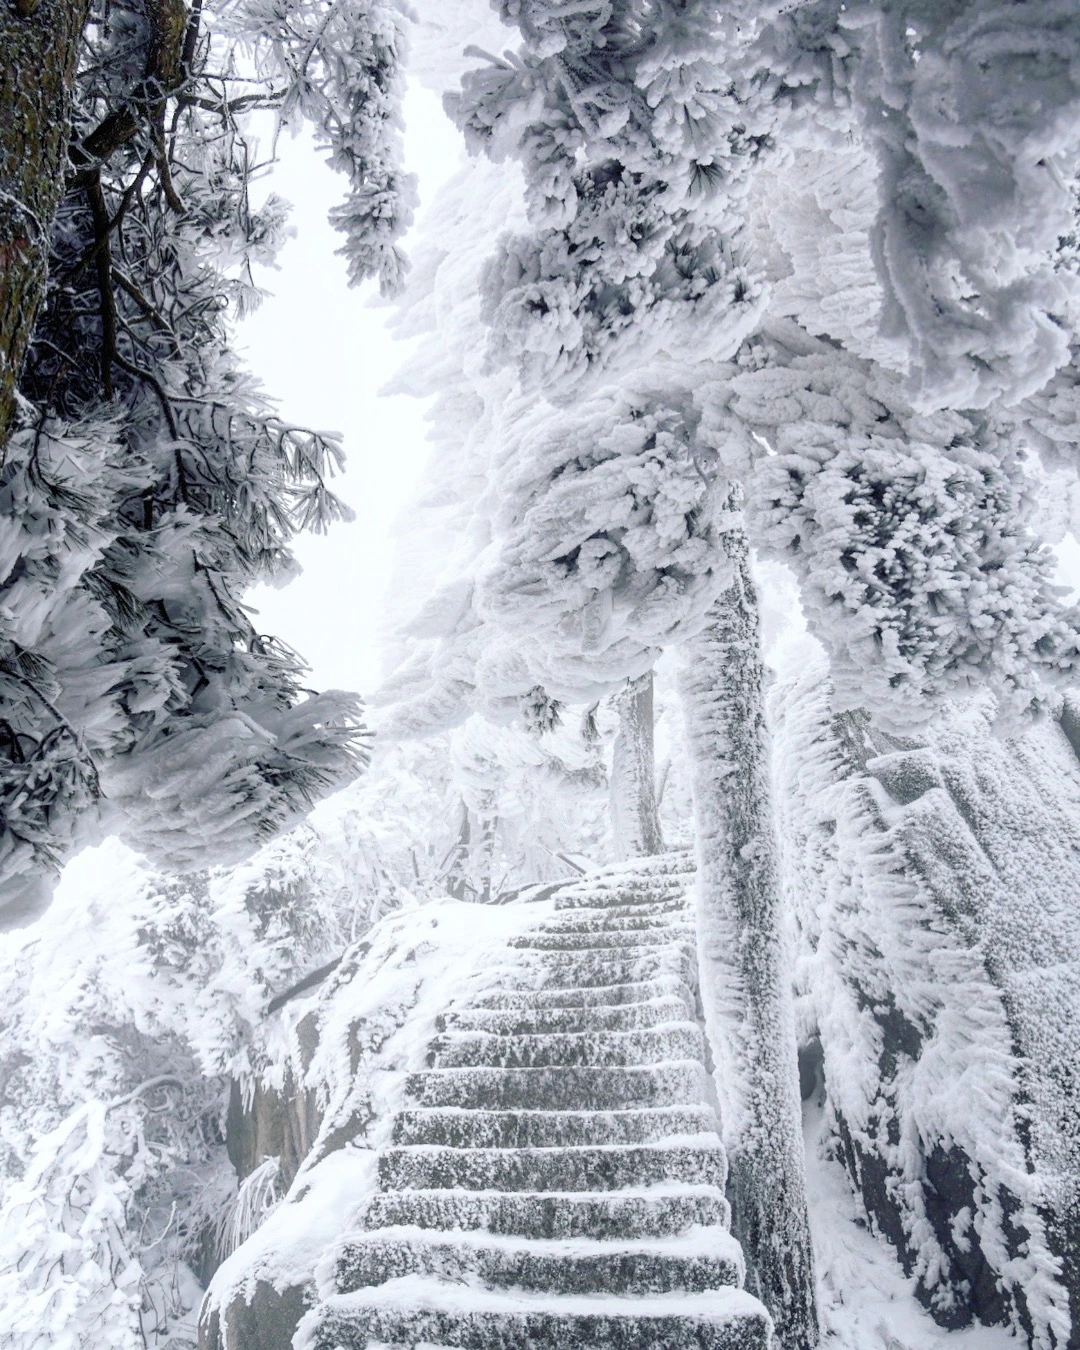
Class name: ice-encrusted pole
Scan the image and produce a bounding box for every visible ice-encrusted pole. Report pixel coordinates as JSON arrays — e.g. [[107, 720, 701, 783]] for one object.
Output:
[[610, 671, 665, 861], [678, 525, 818, 1350]]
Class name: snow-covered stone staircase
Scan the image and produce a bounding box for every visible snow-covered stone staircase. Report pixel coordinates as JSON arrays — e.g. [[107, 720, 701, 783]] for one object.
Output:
[[302, 860, 773, 1349]]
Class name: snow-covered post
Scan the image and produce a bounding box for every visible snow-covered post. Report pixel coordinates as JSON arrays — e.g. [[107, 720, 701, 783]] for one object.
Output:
[[610, 671, 664, 861], [679, 528, 817, 1350]]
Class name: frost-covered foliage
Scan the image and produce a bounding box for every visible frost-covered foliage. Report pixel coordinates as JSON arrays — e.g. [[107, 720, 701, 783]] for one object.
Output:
[[0, 0, 403, 921], [831, 1, 1080, 411], [720, 0, 1080, 411], [0, 783, 423, 1350], [476, 388, 738, 702], [449, 0, 768, 391], [234, 0, 417, 294], [388, 1, 1080, 749], [304, 721, 609, 910], [0, 1072, 219, 1350], [445, 711, 610, 895], [771, 664, 1080, 1345], [707, 352, 1080, 729], [0, 859, 229, 1350], [376, 157, 742, 738]]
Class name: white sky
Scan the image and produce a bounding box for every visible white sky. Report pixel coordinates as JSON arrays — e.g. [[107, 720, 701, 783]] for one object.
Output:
[[239, 89, 462, 697]]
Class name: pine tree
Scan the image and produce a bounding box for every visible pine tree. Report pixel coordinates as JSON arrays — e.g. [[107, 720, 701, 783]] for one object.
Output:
[[0, 0, 89, 448], [439, 8, 820, 1342], [0, 0, 416, 919], [679, 525, 816, 1338]]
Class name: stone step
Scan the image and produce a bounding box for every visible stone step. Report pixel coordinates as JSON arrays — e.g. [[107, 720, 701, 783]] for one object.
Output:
[[437, 996, 693, 1036], [537, 910, 689, 935], [404, 1062, 709, 1111], [553, 891, 687, 914], [467, 976, 692, 1011], [306, 1281, 771, 1350], [484, 947, 694, 992], [550, 900, 689, 923], [552, 883, 689, 912], [335, 1226, 743, 1296], [427, 1024, 704, 1070], [509, 928, 690, 951], [377, 1139, 725, 1193], [391, 1106, 719, 1150], [361, 1182, 731, 1239]]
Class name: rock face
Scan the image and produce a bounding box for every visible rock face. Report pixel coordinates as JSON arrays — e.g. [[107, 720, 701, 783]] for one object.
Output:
[[225, 1011, 321, 1193], [772, 670, 1080, 1349], [207, 857, 772, 1350], [199, 1280, 309, 1350]]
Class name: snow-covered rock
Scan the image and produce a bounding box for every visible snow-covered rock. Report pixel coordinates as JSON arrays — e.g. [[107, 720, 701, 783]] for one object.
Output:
[[772, 665, 1080, 1348]]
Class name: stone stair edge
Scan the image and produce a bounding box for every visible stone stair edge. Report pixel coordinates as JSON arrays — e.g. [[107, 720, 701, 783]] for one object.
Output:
[[310, 1275, 766, 1319], [380, 1133, 722, 1158], [332, 1222, 743, 1260]]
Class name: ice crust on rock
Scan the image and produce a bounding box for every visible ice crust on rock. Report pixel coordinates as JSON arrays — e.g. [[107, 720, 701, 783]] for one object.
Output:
[[198, 895, 550, 1348], [771, 662, 1080, 1346]]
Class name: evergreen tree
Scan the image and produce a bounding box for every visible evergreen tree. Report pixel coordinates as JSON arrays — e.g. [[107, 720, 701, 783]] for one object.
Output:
[[0, 0, 416, 918], [679, 534, 814, 1339]]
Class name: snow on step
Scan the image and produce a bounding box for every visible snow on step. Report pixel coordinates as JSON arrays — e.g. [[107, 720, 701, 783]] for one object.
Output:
[[378, 1138, 725, 1193], [303, 1279, 771, 1350], [552, 886, 689, 912], [468, 974, 691, 1010], [335, 1225, 744, 1295], [304, 864, 770, 1350], [537, 910, 690, 934], [427, 1023, 704, 1069], [404, 1062, 709, 1111], [553, 895, 688, 917], [509, 930, 690, 952], [362, 1182, 732, 1239], [436, 994, 693, 1035], [479, 945, 694, 991], [392, 1106, 719, 1150]]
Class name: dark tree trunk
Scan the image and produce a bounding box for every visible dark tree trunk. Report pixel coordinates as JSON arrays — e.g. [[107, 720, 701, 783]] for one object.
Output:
[[0, 0, 89, 448], [610, 669, 664, 860], [678, 530, 819, 1349]]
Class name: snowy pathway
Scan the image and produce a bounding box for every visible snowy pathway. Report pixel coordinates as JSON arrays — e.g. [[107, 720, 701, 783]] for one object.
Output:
[[297, 856, 771, 1349]]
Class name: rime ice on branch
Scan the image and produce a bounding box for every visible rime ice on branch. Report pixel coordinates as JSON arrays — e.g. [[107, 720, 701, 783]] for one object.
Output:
[[0, 0, 427, 917]]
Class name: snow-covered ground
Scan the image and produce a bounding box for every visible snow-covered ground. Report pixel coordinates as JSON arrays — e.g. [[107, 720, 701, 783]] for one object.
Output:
[[805, 1101, 1021, 1350]]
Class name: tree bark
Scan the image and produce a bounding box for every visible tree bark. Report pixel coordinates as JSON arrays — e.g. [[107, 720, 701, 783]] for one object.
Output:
[[678, 532, 819, 1349], [444, 799, 472, 901], [610, 669, 664, 860], [0, 0, 89, 449]]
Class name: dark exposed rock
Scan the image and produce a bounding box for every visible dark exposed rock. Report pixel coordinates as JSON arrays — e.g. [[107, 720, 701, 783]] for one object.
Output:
[[198, 1279, 310, 1350], [225, 1012, 321, 1191]]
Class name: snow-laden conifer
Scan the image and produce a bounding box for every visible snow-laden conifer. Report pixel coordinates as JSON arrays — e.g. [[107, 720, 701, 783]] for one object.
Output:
[[234, 0, 416, 295], [450, 0, 769, 392], [0, 0, 424, 916]]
